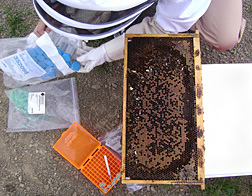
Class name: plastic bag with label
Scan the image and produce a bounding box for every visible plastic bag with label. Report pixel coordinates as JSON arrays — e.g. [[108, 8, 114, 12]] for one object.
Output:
[[5, 77, 80, 132], [0, 32, 81, 88]]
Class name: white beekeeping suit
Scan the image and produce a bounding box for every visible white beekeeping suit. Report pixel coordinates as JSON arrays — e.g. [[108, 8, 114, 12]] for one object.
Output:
[[155, 0, 211, 33], [77, 0, 223, 72], [35, 0, 245, 69], [77, 0, 246, 72]]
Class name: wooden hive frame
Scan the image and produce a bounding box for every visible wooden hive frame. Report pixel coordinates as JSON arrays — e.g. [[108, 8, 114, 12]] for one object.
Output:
[[122, 31, 205, 190]]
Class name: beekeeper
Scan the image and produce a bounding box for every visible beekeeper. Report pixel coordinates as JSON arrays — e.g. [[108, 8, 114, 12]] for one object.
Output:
[[34, 0, 246, 73]]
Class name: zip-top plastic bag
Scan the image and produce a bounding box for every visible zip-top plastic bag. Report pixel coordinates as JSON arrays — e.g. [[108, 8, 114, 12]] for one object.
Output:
[[0, 32, 81, 88], [5, 77, 80, 132], [98, 124, 146, 193]]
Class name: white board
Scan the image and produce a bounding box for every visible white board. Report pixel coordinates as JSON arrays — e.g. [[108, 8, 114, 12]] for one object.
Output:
[[202, 63, 252, 178]]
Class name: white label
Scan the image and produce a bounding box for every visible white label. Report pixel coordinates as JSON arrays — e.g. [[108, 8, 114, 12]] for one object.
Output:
[[0, 50, 46, 81], [28, 92, 46, 114]]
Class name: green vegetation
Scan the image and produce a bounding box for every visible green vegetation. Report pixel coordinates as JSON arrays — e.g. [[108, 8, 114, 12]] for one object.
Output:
[[94, 62, 110, 74], [2, 7, 31, 37], [192, 177, 251, 196], [204, 178, 240, 196], [161, 184, 171, 189]]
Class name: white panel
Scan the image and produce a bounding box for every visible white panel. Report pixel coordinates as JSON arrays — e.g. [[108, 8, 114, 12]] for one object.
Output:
[[202, 63, 252, 178]]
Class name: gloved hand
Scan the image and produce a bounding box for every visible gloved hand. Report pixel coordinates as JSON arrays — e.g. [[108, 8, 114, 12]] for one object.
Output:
[[75, 41, 93, 57], [76, 44, 112, 73]]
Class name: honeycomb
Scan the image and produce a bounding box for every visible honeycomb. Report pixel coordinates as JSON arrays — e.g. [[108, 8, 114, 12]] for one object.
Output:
[[125, 37, 199, 181]]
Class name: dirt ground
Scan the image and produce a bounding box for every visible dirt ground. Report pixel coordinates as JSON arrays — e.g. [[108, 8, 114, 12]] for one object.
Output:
[[0, 0, 251, 196]]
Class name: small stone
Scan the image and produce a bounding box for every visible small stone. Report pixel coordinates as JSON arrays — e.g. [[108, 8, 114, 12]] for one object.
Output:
[[55, 187, 61, 195], [18, 176, 22, 182], [44, 184, 49, 190], [151, 187, 157, 192], [20, 184, 25, 188], [91, 85, 100, 90], [48, 179, 52, 185], [111, 83, 117, 88], [72, 192, 77, 196]]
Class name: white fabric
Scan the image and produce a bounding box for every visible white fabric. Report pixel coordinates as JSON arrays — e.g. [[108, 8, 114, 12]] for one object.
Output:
[[75, 41, 94, 57], [105, 34, 125, 61], [155, 0, 211, 33], [26, 32, 39, 48], [76, 44, 111, 73]]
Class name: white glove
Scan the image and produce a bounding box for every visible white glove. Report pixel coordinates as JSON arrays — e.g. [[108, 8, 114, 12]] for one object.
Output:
[[75, 41, 94, 57], [76, 44, 111, 73]]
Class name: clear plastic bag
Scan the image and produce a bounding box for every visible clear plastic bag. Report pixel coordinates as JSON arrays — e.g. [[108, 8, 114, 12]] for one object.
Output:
[[0, 32, 81, 88], [0, 34, 35, 59], [5, 77, 80, 132], [98, 124, 146, 193]]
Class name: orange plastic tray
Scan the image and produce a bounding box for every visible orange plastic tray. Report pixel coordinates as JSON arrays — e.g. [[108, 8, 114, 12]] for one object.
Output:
[[53, 122, 121, 194]]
